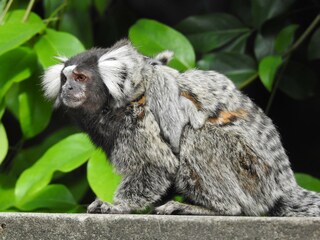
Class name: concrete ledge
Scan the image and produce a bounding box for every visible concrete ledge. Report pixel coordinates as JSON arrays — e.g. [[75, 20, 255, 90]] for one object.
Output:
[[0, 213, 320, 240]]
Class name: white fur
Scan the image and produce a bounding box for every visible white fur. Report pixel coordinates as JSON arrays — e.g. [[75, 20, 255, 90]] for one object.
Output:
[[63, 65, 77, 78], [42, 64, 64, 99], [98, 46, 142, 107], [98, 60, 127, 101], [99, 46, 131, 62], [54, 56, 68, 63], [155, 50, 174, 64]]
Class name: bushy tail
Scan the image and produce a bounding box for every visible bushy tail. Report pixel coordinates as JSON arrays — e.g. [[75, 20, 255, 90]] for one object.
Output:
[[271, 187, 320, 217]]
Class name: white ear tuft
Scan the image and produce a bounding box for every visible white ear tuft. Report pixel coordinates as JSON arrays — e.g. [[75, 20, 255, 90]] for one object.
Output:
[[42, 64, 64, 100], [155, 50, 174, 65], [54, 56, 69, 63], [98, 45, 131, 62]]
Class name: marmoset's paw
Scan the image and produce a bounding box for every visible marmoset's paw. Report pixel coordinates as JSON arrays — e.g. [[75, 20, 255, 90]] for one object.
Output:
[[87, 199, 104, 213], [155, 201, 185, 215], [100, 202, 114, 213]]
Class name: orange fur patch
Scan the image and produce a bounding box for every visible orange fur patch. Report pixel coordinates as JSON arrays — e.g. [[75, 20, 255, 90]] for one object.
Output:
[[131, 95, 146, 106], [208, 109, 247, 125], [180, 91, 202, 109]]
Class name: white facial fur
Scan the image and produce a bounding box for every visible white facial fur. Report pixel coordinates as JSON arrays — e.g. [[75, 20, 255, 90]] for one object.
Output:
[[62, 65, 77, 79], [42, 42, 160, 109], [42, 63, 64, 100]]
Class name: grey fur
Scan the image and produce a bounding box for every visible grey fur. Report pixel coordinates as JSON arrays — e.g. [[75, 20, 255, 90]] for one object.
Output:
[[145, 65, 206, 153], [42, 40, 320, 216]]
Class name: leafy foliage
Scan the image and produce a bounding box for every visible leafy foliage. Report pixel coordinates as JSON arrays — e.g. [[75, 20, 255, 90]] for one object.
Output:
[[87, 149, 121, 203], [197, 52, 257, 88], [0, 10, 45, 56], [258, 55, 282, 91], [295, 173, 320, 192], [176, 13, 250, 53], [34, 29, 85, 68], [0, 0, 319, 213], [0, 122, 8, 164], [129, 19, 195, 71]]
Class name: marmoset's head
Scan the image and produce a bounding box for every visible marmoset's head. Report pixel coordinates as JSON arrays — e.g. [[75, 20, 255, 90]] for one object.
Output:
[[42, 40, 173, 111]]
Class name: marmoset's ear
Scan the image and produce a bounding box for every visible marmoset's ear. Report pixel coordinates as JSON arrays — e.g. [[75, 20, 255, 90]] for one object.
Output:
[[145, 66, 187, 153], [154, 50, 174, 65], [97, 40, 144, 108], [42, 63, 64, 100]]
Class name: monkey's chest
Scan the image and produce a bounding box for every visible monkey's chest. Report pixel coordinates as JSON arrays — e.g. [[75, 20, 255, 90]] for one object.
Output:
[[91, 105, 145, 155]]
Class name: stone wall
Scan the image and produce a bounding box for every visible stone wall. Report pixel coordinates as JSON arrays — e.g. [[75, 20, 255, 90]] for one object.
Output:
[[1, 213, 320, 240]]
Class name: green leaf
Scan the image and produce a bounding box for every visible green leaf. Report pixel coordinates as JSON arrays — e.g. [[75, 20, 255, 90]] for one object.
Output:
[[274, 24, 299, 54], [0, 99, 4, 119], [87, 149, 121, 203], [197, 52, 257, 88], [5, 83, 20, 119], [18, 78, 53, 138], [308, 28, 320, 60], [94, 0, 110, 16], [258, 55, 282, 91], [34, 28, 85, 68], [0, 47, 37, 100], [15, 133, 95, 204], [58, 0, 93, 48], [279, 62, 317, 100], [254, 33, 275, 60], [43, 0, 64, 18], [0, 121, 8, 165], [66, 174, 89, 203], [295, 173, 320, 192], [230, 0, 253, 27], [0, 188, 15, 211], [18, 184, 77, 211], [251, 0, 295, 28], [0, 173, 16, 211], [129, 19, 195, 71], [4, 9, 44, 24], [221, 32, 250, 54], [9, 127, 77, 178], [0, 10, 45, 56], [0, 0, 5, 16], [176, 13, 250, 53]]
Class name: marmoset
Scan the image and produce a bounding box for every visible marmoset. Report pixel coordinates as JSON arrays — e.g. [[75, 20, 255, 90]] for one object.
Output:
[[42, 40, 320, 216]]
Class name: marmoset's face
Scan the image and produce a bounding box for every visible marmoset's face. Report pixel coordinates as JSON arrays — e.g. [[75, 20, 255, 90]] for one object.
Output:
[[42, 41, 146, 110], [59, 52, 106, 109]]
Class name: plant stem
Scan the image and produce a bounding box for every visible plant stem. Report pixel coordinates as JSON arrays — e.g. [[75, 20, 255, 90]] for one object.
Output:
[[48, 0, 68, 20], [0, 0, 14, 25], [43, 0, 68, 28], [22, 0, 35, 22], [239, 73, 259, 89], [265, 56, 290, 114], [43, 17, 60, 24], [284, 14, 320, 57]]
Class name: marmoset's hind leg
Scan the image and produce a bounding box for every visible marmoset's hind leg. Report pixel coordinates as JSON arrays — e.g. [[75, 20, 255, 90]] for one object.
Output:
[[155, 200, 216, 215]]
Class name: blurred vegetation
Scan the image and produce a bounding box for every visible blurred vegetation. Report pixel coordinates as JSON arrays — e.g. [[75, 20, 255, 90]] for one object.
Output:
[[0, 0, 319, 212]]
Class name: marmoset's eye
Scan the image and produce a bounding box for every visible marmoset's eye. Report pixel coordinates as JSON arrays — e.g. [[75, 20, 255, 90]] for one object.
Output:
[[73, 72, 87, 82]]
